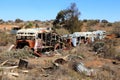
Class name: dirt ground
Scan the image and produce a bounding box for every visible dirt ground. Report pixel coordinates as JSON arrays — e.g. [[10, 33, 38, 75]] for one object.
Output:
[[0, 43, 120, 80]]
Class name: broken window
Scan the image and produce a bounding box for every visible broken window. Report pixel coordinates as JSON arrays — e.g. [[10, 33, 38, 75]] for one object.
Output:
[[43, 33, 46, 41], [38, 33, 42, 39]]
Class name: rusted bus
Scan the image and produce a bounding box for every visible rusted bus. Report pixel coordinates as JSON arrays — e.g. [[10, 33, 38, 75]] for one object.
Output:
[[16, 29, 36, 49], [15, 28, 64, 56], [16, 40, 35, 49]]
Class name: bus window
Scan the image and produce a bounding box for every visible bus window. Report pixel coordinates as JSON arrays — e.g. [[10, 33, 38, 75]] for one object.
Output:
[[43, 33, 46, 41], [38, 33, 42, 39]]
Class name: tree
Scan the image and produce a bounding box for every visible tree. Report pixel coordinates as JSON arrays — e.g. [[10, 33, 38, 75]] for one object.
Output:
[[15, 18, 23, 23], [83, 19, 88, 22], [0, 19, 4, 24], [7, 20, 14, 24], [35, 23, 39, 28], [53, 3, 81, 33], [101, 19, 108, 23], [25, 22, 33, 28]]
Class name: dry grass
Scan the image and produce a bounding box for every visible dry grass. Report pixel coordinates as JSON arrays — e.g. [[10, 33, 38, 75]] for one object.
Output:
[[0, 46, 35, 60], [0, 43, 120, 80], [55, 28, 69, 35], [0, 31, 16, 46]]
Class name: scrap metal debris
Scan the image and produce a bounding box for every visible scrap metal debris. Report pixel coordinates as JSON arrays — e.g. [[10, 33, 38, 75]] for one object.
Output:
[[73, 62, 94, 76], [54, 58, 67, 65]]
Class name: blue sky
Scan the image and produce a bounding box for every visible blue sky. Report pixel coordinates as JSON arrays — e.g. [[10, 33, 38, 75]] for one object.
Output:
[[0, 0, 120, 22]]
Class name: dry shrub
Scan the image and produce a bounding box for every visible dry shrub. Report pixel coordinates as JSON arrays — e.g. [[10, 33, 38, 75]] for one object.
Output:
[[92, 39, 120, 61], [0, 46, 34, 60], [92, 41, 105, 53], [55, 28, 69, 35], [0, 31, 16, 46], [103, 39, 120, 60], [94, 72, 119, 80], [112, 26, 120, 37], [93, 65, 120, 80]]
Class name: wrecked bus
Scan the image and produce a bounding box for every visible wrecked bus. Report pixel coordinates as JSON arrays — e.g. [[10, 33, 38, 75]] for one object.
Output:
[[16, 28, 63, 55]]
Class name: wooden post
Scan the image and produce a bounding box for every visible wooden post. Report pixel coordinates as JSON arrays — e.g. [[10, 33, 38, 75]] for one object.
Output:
[[18, 59, 28, 69]]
